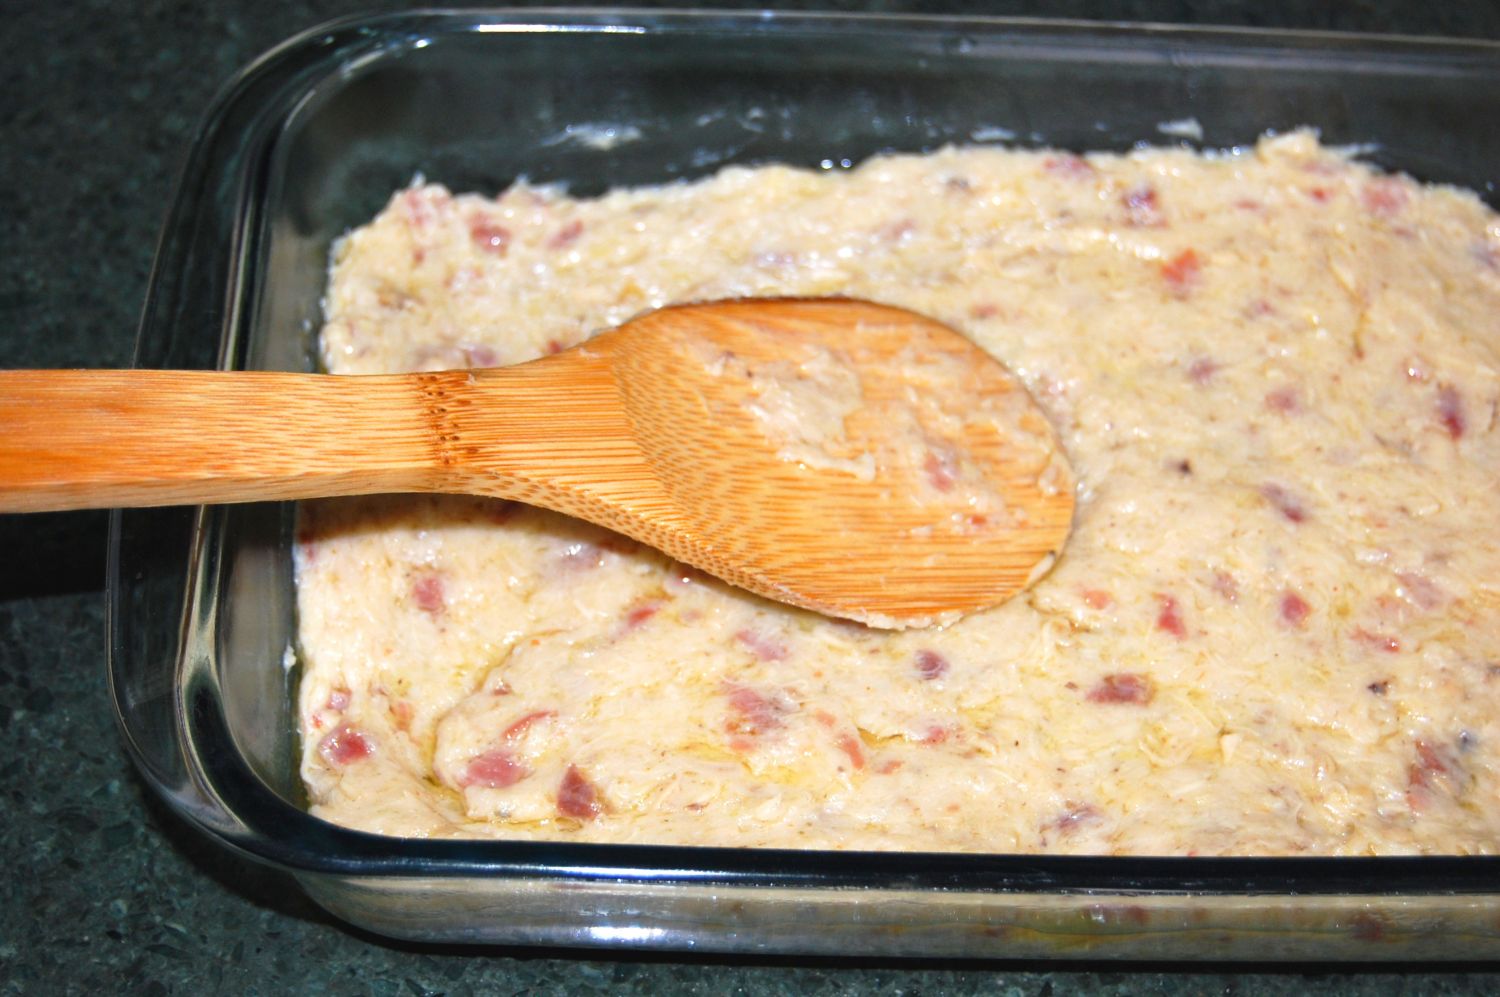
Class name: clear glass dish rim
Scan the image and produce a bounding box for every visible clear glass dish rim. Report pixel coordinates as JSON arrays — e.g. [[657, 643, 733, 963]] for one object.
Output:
[[107, 6, 1500, 896]]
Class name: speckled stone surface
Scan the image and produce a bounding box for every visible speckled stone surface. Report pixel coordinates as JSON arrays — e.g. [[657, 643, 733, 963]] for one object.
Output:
[[3, 1, 1500, 992]]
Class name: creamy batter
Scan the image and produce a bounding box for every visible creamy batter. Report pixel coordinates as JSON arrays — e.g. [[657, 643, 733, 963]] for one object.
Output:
[[296, 133, 1500, 855]]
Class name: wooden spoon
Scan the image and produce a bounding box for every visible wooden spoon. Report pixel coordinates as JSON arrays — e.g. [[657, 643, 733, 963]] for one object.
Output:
[[0, 298, 1073, 627]]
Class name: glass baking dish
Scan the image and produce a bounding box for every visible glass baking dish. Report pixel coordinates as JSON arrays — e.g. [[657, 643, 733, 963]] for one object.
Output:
[[109, 8, 1500, 956]]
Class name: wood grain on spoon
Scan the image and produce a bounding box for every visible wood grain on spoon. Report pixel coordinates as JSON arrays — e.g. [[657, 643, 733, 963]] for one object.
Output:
[[0, 298, 1074, 627]]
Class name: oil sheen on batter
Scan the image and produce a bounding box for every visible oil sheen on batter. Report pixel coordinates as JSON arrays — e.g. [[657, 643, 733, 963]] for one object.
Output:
[[296, 133, 1500, 855]]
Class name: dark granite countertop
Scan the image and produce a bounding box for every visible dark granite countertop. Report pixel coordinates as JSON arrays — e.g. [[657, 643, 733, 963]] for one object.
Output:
[[4, 1, 1499, 992]]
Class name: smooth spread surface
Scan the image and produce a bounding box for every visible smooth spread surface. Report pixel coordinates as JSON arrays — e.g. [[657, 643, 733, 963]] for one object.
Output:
[[296, 134, 1500, 855]]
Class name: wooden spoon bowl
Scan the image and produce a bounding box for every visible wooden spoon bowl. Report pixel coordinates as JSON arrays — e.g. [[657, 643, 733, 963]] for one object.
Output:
[[0, 298, 1074, 627]]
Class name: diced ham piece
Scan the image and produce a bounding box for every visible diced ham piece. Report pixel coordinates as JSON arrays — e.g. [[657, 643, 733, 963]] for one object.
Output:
[[1082, 588, 1113, 610], [460, 344, 500, 368], [724, 685, 789, 739], [1047, 802, 1103, 836], [1264, 386, 1300, 413], [1260, 483, 1307, 523], [325, 688, 351, 711], [914, 649, 949, 680], [619, 599, 663, 634], [457, 711, 553, 789], [1407, 738, 1458, 811], [469, 217, 511, 254], [1086, 672, 1155, 705], [919, 723, 954, 745], [1396, 571, 1445, 611], [923, 450, 958, 492], [735, 628, 789, 662], [1437, 384, 1465, 440], [1187, 358, 1219, 385], [400, 187, 445, 230], [1160, 249, 1202, 297], [462, 748, 529, 789], [318, 724, 372, 766], [410, 570, 446, 615], [1416, 737, 1452, 779], [548, 219, 584, 249], [836, 732, 866, 770], [1352, 627, 1401, 654], [502, 709, 555, 741], [1211, 571, 1239, 602], [1155, 594, 1186, 638], [1305, 186, 1332, 203], [1122, 184, 1164, 227], [1280, 591, 1311, 628], [1361, 178, 1410, 218], [1043, 154, 1095, 181], [557, 765, 603, 820], [390, 699, 414, 732]]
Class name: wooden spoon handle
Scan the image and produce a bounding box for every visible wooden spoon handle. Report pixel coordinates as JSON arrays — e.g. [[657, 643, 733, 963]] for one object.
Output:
[[0, 369, 440, 512]]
